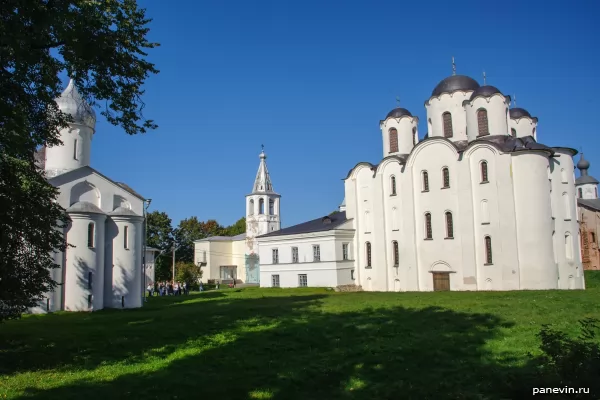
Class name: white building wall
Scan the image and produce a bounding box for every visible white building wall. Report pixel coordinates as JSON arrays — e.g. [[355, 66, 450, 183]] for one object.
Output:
[[578, 182, 598, 200], [45, 125, 94, 177], [465, 95, 509, 140], [108, 216, 143, 309], [426, 91, 473, 142], [509, 117, 537, 139], [380, 116, 418, 156]]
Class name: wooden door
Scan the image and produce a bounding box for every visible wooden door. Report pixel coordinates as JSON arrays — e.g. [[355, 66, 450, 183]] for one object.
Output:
[[432, 272, 450, 291]]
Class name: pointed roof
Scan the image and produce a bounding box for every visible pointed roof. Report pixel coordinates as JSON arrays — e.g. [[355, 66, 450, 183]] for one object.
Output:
[[55, 79, 96, 130], [251, 148, 278, 194], [576, 153, 599, 185]]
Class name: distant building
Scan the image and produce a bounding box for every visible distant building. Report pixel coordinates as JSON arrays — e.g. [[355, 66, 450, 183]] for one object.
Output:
[[31, 80, 149, 313], [576, 154, 600, 270], [257, 72, 585, 291]]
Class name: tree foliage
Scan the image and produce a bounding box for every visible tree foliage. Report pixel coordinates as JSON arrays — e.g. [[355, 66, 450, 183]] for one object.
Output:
[[0, 0, 158, 321], [146, 211, 173, 282], [224, 217, 246, 236], [174, 261, 202, 289], [174, 217, 225, 263]]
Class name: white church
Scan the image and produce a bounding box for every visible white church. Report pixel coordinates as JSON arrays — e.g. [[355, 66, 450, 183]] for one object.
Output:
[[252, 71, 586, 292], [32, 80, 154, 313]]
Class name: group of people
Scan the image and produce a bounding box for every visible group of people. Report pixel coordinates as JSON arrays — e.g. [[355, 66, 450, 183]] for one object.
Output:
[[147, 281, 189, 297]]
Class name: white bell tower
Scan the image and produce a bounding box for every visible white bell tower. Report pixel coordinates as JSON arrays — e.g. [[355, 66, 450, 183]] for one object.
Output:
[[245, 146, 281, 255]]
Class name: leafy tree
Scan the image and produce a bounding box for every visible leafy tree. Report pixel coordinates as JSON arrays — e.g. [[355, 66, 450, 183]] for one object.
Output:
[[174, 261, 202, 289], [146, 211, 174, 282], [174, 217, 225, 263], [0, 0, 158, 321], [224, 217, 246, 236]]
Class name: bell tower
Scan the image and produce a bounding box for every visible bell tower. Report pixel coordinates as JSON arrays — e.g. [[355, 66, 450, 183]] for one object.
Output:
[[245, 146, 281, 255]]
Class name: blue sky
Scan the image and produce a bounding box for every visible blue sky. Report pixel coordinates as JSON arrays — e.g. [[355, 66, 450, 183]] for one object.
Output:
[[84, 0, 600, 228]]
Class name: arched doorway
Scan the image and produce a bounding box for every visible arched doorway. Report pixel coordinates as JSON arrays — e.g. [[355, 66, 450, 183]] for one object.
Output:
[[430, 262, 453, 291]]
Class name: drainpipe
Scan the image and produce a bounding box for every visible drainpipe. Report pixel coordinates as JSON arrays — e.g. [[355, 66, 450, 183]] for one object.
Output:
[[143, 198, 152, 304]]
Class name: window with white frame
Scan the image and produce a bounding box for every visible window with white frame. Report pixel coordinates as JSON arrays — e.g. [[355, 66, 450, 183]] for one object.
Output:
[[292, 247, 299, 263], [271, 274, 280, 287], [342, 243, 349, 260], [272, 248, 279, 264], [313, 245, 320, 262], [298, 274, 307, 287]]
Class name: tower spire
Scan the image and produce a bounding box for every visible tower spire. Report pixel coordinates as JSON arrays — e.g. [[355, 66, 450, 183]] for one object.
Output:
[[252, 146, 274, 193], [452, 56, 456, 76], [483, 71, 487, 85], [513, 94, 517, 107], [396, 96, 400, 107]]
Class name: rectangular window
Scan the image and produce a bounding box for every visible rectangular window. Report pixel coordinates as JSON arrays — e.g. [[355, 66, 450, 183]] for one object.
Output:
[[203, 251, 207, 262], [271, 274, 280, 287], [351, 269, 355, 280], [73, 139, 78, 160], [313, 245, 320, 262], [88, 271, 93, 290], [292, 247, 298, 263], [124, 225, 129, 249], [87, 294, 92, 308], [87, 223, 95, 248], [298, 274, 307, 287], [342, 243, 349, 260], [272, 248, 279, 264]]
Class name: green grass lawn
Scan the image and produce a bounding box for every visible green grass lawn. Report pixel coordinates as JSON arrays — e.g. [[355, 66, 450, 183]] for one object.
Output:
[[1, 272, 599, 400]]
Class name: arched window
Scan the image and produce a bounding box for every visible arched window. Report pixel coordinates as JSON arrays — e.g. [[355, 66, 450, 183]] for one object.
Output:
[[249, 199, 254, 215], [412, 127, 417, 145], [424, 213, 432, 239], [480, 161, 488, 183], [390, 176, 397, 195], [563, 192, 571, 220], [561, 168, 568, 183], [578, 188, 582, 198], [87, 222, 95, 248], [391, 207, 398, 231], [442, 167, 450, 188], [269, 199, 274, 215], [442, 112, 453, 138], [365, 242, 372, 267], [445, 212, 453, 238], [481, 199, 490, 224], [389, 128, 398, 153], [123, 225, 129, 249], [565, 233, 573, 259], [592, 231, 596, 244], [392, 241, 399, 266], [364, 211, 371, 233], [484, 236, 492, 264], [510, 128, 517, 137], [259, 198, 265, 214], [422, 171, 429, 192], [73, 139, 78, 160], [596, 187, 598, 198], [477, 109, 489, 136], [532, 127, 536, 137]]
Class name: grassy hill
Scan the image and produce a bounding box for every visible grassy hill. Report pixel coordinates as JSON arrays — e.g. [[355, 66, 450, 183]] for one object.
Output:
[[1, 271, 599, 399]]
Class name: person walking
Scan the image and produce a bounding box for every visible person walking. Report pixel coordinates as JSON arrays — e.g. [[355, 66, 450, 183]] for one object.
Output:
[[146, 282, 153, 297]]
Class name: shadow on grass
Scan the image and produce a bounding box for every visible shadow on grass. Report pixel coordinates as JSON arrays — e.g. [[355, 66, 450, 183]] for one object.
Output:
[[0, 290, 547, 399]]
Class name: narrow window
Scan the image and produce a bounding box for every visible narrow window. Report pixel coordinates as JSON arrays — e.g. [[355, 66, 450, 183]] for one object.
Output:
[[391, 207, 398, 231], [365, 242, 372, 267], [364, 211, 371, 233], [271, 275, 280, 287], [591, 232, 596, 244], [481, 161, 488, 183], [477, 109, 489, 136], [313, 245, 320, 262], [342, 243, 349, 260], [442, 112, 453, 138], [249, 199, 254, 215], [578, 188, 582, 198], [269, 199, 274, 215], [392, 241, 399, 266], [532, 127, 536, 137], [351, 269, 355, 280], [425, 213, 432, 239], [88, 271, 93, 290], [203, 251, 207, 262], [422, 171, 429, 192], [259, 198, 265, 214], [272, 248, 279, 264], [390, 176, 397, 195], [412, 127, 417, 145], [565, 233, 573, 259], [442, 167, 450, 188], [563, 192, 571, 220], [389, 128, 398, 153], [484, 236, 493, 264], [445, 212, 454, 238], [561, 168, 568, 183], [73, 139, 78, 160], [298, 274, 308, 287], [292, 247, 298, 263], [595, 187, 598, 198], [88, 294, 92, 309], [87, 222, 95, 248], [123, 225, 129, 249], [510, 128, 517, 137], [481, 200, 490, 224]]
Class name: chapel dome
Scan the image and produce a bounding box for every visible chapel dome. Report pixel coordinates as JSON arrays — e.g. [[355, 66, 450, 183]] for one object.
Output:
[[385, 107, 413, 120], [469, 85, 503, 101], [55, 79, 96, 130], [509, 107, 532, 119], [431, 75, 480, 97], [577, 155, 590, 170]]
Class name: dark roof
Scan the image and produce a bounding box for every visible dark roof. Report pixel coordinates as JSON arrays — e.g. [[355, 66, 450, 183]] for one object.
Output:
[[431, 75, 480, 97], [576, 175, 599, 185], [578, 198, 600, 212], [258, 211, 351, 238], [509, 108, 532, 119], [385, 107, 412, 120], [577, 156, 590, 170], [469, 85, 502, 101]]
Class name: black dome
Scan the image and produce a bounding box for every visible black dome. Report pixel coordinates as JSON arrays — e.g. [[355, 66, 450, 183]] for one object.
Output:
[[469, 85, 502, 101], [385, 107, 412, 119], [509, 108, 532, 119], [431, 75, 480, 97], [577, 155, 590, 170]]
